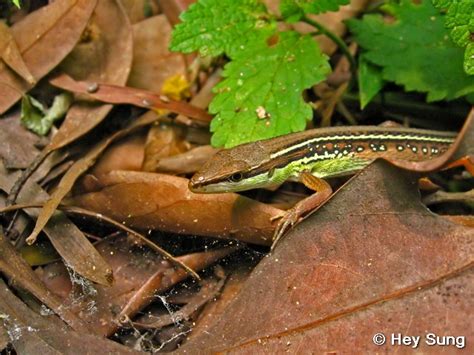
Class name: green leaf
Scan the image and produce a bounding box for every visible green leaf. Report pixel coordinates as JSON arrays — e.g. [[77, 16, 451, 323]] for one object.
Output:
[[12, 0, 21, 8], [358, 55, 384, 109], [21, 94, 72, 135], [169, 0, 275, 57], [280, 0, 350, 22], [466, 42, 474, 74], [209, 32, 330, 148], [432, 0, 474, 75], [347, 0, 474, 101]]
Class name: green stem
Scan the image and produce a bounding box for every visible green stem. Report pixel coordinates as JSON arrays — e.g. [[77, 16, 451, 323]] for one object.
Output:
[[301, 15, 357, 76]]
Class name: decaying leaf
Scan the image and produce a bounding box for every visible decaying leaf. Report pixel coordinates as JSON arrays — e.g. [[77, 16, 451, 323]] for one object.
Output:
[[0, 279, 140, 354], [49, 73, 212, 123], [71, 170, 281, 246], [0, 228, 88, 332], [128, 15, 187, 94], [0, 164, 113, 286], [180, 160, 473, 352], [0, 0, 97, 114], [0, 21, 34, 84], [25, 111, 163, 245], [38, 237, 235, 336], [0, 113, 47, 169], [47, 0, 133, 151]]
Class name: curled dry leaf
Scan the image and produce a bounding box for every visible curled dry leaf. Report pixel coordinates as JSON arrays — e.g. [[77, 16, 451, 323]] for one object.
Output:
[[49, 73, 213, 123], [128, 15, 187, 94], [38, 237, 235, 336], [71, 170, 282, 246], [0, 0, 97, 114], [0, 279, 141, 354], [142, 124, 189, 172], [0, 164, 113, 286], [179, 160, 473, 353], [47, 0, 133, 151]]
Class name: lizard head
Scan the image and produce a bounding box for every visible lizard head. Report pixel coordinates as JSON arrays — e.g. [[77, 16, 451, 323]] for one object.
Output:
[[189, 142, 275, 193]]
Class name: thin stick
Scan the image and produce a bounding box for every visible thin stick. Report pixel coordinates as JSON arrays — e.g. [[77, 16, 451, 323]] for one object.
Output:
[[0, 203, 200, 280]]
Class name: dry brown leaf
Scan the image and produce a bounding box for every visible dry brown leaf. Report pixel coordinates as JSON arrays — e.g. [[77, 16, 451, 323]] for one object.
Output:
[[0, 279, 141, 354], [89, 133, 147, 177], [128, 15, 187, 93], [38, 237, 235, 336], [142, 124, 189, 172], [0, 0, 97, 114], [160, 0, 195, 26], [121, 0, 159, 23], [0, 21, 34, 84], [0, 113, 47, 169], [180, 160, 473, 353], [0, 228, 88, 332], [0, 164, 113, 286], [26, 111, 163, 245], [71, 170, 281, 246], [47, 0, 133, 151], [49, 73, 212, 123]]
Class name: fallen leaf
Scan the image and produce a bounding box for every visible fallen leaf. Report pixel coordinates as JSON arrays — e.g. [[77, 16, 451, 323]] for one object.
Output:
[[121, 0, 159, 23], [48, 0, 133, 151], [0, 113, 47, 169], [71, 170, 281, 246], [142, 124, 188, 172], [39, 236, 235, 336], [0, 21, 34, 84], [0, 228, 88, 332], [49, 73, 212, 123], [26, 111, 163, 245], [128, 15, 187, 94], [179, 160, 473, 353], [0, 279, 141, 354], [0, 163, 113, 286], [0, 0, 97, 114]]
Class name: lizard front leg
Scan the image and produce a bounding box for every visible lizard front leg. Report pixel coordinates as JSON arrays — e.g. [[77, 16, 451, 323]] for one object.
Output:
[[271, 172, 333, 250]]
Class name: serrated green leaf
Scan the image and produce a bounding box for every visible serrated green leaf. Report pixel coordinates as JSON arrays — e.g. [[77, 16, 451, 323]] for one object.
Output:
[[21, 94, 72, 135], [170, 0, 275, 57], [348, 0, 474, 101], [465, 42, 474, 74], [209, 32, 330, 148], [358, 55, 384, 109], [280, 0, 350, 22], [432, 0, 474, 75]]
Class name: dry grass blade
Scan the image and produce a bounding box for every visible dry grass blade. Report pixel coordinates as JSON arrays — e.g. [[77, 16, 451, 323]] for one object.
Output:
[[26, 111, 163, 245]]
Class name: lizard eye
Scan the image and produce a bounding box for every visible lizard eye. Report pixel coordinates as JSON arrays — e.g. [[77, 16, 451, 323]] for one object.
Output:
[[230, 172, 243, 182]]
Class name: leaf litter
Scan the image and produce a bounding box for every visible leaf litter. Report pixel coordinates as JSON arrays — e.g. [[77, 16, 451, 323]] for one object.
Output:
[[0, 0, 472, 353]]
